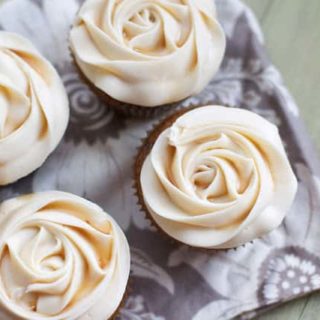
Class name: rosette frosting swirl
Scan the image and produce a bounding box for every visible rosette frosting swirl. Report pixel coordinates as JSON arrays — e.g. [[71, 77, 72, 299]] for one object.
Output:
[[0, 192, 130, 320], [70, 0, 225, 107], [0, 32, 69, 185], [141, 106, 297, 248]]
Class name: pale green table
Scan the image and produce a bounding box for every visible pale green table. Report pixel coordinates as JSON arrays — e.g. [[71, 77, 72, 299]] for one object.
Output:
[[244, 1, 320, 319]]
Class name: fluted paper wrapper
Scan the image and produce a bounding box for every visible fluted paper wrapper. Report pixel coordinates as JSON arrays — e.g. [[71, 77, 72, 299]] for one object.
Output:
[[1, 1, 320, 319]]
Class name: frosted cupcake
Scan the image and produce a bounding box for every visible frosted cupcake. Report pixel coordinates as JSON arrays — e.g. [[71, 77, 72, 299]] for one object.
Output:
[[0, 191, 130, 320], [0, 32, 69, 186], [70, 0, 225, 117], [135, 106, 298, 249]]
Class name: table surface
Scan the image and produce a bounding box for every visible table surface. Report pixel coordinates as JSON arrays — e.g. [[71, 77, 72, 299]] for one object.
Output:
[[0, 0, 319, 319], [243, 1, 320, 319]]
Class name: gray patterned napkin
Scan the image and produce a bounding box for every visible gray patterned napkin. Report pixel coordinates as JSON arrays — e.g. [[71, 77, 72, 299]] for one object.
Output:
[[1, 0, 320, 319]]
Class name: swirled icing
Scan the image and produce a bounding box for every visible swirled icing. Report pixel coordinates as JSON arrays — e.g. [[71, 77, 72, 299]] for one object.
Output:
[[140, 106, 297, 248], [70, 0, 226, 107], [0, 191, 130, 320], [0, 32, 69, 185]]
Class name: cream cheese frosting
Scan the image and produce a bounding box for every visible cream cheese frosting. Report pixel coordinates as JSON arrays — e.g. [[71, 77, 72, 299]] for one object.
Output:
[[0, 32, 69, 186], [0, 191, 130, 320], [140, 106, 298, 248], [70, 0, 226, 107]]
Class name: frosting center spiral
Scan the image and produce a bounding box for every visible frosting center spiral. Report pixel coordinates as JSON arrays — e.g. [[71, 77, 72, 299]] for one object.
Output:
[[179, 131, 256, 202], [1, 216, 112, 315], [114, 1, 189, 55]]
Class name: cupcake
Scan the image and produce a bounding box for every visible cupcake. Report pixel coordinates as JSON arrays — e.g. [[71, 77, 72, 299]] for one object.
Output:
[[0, 32, 69, 186], [69, 0, 225, 117], [0, 191, 130, 320], [135, 106, 298, 249]]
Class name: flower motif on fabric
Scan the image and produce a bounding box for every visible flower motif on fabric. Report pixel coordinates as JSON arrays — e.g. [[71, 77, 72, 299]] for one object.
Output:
[[258, 247, 320, 304], [62, 69, 126, 144], [182, 58, 242, 108], [118, 295, 165, 320]]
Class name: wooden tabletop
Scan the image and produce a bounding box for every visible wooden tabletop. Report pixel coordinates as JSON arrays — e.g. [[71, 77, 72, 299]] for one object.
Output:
[[244, 1, 320, 319]]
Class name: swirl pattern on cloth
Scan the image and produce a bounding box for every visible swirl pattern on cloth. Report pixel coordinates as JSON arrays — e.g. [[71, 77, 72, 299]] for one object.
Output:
[[70, 0, 226, 107], [0, 191, 130, 320], [63, 72, 114, 129], [0, 32, 69, 186], [141, 106, 297, 248]]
